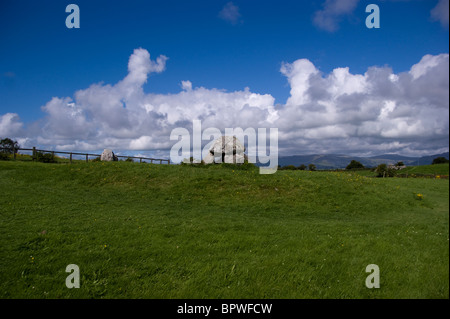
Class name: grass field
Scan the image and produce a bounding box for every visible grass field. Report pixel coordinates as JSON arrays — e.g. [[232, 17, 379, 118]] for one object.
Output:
[[348, 163, 449, 178], [399, 163, 449, 176], [0, 160, 448, 298]]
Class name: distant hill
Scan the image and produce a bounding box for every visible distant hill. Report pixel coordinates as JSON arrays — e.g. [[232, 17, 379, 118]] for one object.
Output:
[[277, 152, 449, 169]]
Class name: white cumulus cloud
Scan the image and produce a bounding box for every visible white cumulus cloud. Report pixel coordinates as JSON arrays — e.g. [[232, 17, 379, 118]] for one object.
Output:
[[0, 113, 23, 137], [275, 53, 449, 156], [1, 48, 448, 158]]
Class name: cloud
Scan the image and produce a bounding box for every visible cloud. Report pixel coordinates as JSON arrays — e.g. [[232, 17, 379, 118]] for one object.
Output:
[[0, 113, 23, 137], [313, 0, 359, 32], [275, 53, 449, 156], [1, 49, 448, 158], [181, 80, 192, 91], [19, 48, 275, 152], [219, 2, 242, 25], [431, 0, 449, 27], [312, 0, 449, 31]]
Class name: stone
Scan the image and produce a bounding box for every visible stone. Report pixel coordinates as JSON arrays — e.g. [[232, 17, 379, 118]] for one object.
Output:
[[203, 153, 215, 164], [100, 149, 118, 161], [224, 153, 247, 164], [209, 136, 245, 156], [206, 136, 247, 165]]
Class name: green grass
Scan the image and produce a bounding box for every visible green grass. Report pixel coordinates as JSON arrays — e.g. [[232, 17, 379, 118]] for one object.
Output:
[[0, 161, 448, 298], [348, 163, 449, 178], [399, 163, 449, 176]]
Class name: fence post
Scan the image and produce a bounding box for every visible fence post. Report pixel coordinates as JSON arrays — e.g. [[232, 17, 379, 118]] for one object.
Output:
[[70, 153, 72, 164], [52, 151, 55, 162], [13, 147, 16, 160], [32, 147, 36, 162], [86, 154, 89, 163]]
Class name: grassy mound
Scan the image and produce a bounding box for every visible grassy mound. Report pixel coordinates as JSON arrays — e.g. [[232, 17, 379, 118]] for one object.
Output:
[[0, 161, 448, 298]]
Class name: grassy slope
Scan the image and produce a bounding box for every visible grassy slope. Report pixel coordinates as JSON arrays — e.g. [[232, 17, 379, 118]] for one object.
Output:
[[0, 161, 448, 298], [399, 163, 449, 176]]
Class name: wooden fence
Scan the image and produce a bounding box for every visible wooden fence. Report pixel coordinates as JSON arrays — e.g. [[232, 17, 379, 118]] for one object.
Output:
[[1, 147, 170, 164]]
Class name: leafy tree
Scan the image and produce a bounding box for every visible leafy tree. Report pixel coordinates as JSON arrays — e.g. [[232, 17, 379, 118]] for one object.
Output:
[[432, 157, 449, 165], [0, 138, 20, 154], [283, 165, 297, 170], [308, 164, 316, 171], [346, 160, 364, 170], [297, 164, 307, 171], [395, 161, 405, 167], [375, 163, 395, 177], [35, 152, 57, 163]]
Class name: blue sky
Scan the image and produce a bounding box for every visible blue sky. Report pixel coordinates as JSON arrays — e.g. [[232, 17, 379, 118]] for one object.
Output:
[[0, 0, 448, 157]]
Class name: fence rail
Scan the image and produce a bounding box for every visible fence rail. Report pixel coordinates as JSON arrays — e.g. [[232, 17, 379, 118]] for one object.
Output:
[[0, 147, 170, 164]]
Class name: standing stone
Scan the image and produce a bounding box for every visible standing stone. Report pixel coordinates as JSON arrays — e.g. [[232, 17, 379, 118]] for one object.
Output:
[[206, 136, 246, 164], [203, 153, 215, 164], [100, 149, 118, 161], [210, 136, 245, 156]]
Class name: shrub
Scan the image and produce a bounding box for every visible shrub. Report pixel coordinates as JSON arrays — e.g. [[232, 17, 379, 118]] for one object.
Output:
[[0, 152, 10, 161], [432, 157, 449, 165], [375, 163, 395, 177], [0, 138, 20, 154], [125, 157, 134, 162], [91, 156, 101, 162], [308, 164, 316, 171], [36, 152, 57, 163], [297, 164, 307, 171], [346, 160, 364, 170]]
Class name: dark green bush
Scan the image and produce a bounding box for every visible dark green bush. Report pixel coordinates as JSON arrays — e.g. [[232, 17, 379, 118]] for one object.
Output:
[[0, 151, 10, 161], [432, 157, 449, 165], [346, 160, 365, 170], [375, 163, 396, 177], [0, 138, 20, 154], [36, 152, 57, 163]]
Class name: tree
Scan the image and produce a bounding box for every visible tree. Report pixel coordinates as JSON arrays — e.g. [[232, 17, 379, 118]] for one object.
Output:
[[0, 138, 20, 154], [375, 163, 395, 177], [395, 161, 405, 167], [308, 164, 316, 171], [346, 160, 365, 170], [297, 164, 307, 171], [35, 152, 57, 163], [432, 157, 449, 165]]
